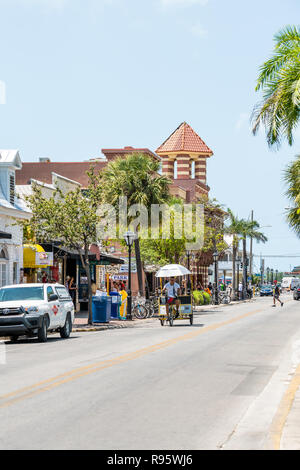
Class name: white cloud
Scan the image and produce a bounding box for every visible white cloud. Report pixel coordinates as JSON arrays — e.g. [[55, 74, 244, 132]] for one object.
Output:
[[160, 0, 209, 6]]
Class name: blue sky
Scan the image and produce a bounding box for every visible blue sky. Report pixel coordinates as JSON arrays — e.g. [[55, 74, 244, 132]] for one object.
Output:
[[0, 0, 299, 272]]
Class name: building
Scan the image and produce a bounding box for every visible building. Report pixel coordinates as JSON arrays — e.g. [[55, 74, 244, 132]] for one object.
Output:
[[16, 122, 218, 291], [0, 150, 31, 287], [156, 122, 213, 202]]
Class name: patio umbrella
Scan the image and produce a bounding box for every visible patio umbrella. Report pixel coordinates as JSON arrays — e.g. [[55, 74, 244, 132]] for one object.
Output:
[[155, 264, 191, 278]]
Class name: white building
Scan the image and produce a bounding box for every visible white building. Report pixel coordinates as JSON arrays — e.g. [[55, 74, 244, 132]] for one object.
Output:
[[0, 150, 31, 286]]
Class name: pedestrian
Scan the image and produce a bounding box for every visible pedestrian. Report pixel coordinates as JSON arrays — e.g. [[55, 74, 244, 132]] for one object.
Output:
[[208, 282, 213, 291], [112, 281, 119, 292], [65, 275, 71, 291], [272, 280, 283, 307], [238, 282, 243, 300], [69, 277, 77, 306]]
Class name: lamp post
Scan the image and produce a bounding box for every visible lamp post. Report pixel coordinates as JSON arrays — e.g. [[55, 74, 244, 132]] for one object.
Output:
[[271, 268, 274, 284], [123, 231, 136, 321], [267, 267, 270, 283], [213, 251, 219, 305], [236, 257, 241, 300], [275, 269, 278, 282]]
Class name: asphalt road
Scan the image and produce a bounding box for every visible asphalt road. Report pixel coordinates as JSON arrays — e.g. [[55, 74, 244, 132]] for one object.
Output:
[[0, 293, 300, 450]]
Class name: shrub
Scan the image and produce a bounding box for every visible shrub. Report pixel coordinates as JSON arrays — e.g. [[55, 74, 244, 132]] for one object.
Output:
[[202, 291, 211, 305], [193, 290, 204, 306]]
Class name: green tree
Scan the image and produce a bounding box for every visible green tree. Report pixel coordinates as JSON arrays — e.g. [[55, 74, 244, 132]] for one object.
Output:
[[239, 219, 268, 298], [224, 209, 245, 299], [285, 155, 300, 236], [22, 180, 103, 325], [252, 26, 300, 148]]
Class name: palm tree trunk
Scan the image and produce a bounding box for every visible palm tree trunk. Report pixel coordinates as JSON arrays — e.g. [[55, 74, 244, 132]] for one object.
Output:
[[232, 243, 236, 300], [134, 238, 144, 296], [242, 236, 247, 300]]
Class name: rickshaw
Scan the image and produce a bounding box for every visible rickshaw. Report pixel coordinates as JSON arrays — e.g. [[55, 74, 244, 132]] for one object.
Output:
[[155, 264, 194, 327]]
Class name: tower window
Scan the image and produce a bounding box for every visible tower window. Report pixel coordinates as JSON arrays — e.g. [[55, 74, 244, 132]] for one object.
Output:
[[190, 160, 195, 179]]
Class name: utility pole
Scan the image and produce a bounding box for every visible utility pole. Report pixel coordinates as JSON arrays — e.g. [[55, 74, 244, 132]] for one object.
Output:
[[249, 210, 254, 280]]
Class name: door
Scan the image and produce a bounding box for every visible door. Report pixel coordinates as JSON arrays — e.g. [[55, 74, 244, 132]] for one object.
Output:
[[46, 286, 61, 327]]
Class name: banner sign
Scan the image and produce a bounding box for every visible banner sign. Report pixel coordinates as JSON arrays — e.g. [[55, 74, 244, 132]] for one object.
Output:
[[35, 252, 53, 266]]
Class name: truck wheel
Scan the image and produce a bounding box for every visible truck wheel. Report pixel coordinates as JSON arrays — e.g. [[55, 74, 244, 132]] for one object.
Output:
[[38, 317, 48, 343], [10, 336, 19, 343], [60, 314, 72, 339]]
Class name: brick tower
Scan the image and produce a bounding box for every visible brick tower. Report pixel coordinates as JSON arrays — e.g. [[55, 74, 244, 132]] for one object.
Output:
[[156, 122, 213, 202]]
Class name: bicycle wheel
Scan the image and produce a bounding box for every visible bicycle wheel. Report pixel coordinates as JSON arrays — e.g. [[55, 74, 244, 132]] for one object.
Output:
[[133, 304, 147, 319]]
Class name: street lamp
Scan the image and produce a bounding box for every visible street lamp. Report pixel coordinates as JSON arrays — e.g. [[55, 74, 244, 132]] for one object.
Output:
[[213, 251, 219, 305], [236, 256, 241, 300], [123, 231, 136, 320], [271, 268, 274, 284]]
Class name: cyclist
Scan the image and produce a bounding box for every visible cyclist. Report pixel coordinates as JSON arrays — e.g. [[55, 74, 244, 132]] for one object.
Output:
[[163, 277, 181, 318]]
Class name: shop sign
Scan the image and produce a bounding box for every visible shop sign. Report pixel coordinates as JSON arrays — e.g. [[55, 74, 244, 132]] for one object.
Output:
[[35, 252, 53, 266]]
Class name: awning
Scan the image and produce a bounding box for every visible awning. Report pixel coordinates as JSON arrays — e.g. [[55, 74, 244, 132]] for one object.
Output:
[[23, 244, 52, 269], [53, 245, 124, 265], [0, 231, 12, 239]]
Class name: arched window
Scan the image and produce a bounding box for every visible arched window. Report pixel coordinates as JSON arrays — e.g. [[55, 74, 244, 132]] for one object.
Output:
[[174, 160, 178, 179], [190, 160, 195, 179]]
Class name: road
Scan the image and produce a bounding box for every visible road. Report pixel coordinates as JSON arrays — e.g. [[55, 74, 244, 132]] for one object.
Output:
[[0, 294, 300, 450]]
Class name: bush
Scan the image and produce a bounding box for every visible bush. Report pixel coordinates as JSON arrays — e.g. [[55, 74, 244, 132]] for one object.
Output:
[[202, 291, 211, 305], [193, 290, 204, 306]]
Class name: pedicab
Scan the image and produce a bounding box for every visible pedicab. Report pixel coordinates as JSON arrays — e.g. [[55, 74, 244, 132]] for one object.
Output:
[[155, 264, 194, 327]]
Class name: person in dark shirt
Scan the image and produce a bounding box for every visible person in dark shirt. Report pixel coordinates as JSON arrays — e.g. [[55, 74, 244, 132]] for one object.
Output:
[[272, 280, 283, 307]]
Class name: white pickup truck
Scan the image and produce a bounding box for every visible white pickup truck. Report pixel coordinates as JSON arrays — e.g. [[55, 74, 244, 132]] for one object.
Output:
[[0, 283, 75, 342]]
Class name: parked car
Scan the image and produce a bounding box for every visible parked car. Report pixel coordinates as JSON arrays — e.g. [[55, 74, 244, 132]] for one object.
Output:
[[293, 287, 300, 301], [260, 285, 273, 296], [0, 283, 74, 342]]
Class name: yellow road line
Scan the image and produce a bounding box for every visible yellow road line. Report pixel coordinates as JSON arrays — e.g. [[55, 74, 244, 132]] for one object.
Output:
[[0, 307, 263, 409], [269, 363, 300, 450]]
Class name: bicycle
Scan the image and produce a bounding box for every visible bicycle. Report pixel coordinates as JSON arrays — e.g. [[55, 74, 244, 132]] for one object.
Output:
[[132, 296, 148, 319], [145, 296, 159, 317]]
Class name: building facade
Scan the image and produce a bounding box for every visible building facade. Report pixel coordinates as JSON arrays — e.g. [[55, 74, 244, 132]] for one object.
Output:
[[0, 150, 31, 287]]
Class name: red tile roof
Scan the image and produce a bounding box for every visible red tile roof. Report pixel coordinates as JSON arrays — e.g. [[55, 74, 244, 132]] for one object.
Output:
[[156, 122, 213, 155]]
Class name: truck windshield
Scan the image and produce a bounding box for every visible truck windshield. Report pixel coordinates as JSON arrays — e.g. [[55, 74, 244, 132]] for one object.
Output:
[[0, 286, 44, 302]]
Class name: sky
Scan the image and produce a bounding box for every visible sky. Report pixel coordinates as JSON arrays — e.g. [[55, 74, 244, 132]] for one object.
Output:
[[0, 0, 299, 272]]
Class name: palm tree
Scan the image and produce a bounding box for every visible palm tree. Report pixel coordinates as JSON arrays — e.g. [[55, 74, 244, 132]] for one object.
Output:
[[239, 220, 268, 299], [100, 153, 171, 295], [224, 209, 244, 300], [284, 155, 300, 236], [252, 26, 300, 148]]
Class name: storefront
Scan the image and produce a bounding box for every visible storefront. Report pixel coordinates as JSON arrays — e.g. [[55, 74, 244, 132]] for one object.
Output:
[[23, 244, 54, 283]]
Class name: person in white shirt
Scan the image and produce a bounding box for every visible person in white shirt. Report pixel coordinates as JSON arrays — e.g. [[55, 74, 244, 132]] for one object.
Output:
[[163, 277, 181, 317]]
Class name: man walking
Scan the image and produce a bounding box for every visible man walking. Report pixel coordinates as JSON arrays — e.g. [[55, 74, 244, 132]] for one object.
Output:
[[272, 280, 283, 307]]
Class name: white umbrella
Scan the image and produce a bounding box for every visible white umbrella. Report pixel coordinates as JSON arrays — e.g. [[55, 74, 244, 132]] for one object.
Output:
[[155, 264, 191, 278]]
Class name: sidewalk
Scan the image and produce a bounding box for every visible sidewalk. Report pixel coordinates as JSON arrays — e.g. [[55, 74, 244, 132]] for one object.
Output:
[[73, 298, 254, 332]]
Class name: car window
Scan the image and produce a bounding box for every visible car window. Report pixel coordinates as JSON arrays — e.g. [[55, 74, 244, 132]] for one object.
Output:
[[47, 286, 54, 302], [0, 286, 44, 302], [55, 286, 70, 299]]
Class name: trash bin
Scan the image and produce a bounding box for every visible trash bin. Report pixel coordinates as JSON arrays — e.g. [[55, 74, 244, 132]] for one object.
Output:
[[109, 292, 121, 319], [92, 296, 112, 323]]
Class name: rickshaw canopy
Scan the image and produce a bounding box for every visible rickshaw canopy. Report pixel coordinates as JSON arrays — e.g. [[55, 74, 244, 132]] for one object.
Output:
[[155, 264, 191, 278]]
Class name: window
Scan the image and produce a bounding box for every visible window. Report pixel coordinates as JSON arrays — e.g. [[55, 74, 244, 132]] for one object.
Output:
[[55, 286, 70, 299], [0, 286, 44, 302], [0, 248, 8, 287], [9, 174, 15, 206], [174, 160, 178, 179], [47, 286, 54, 301], [190, 160, 195, 179]]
